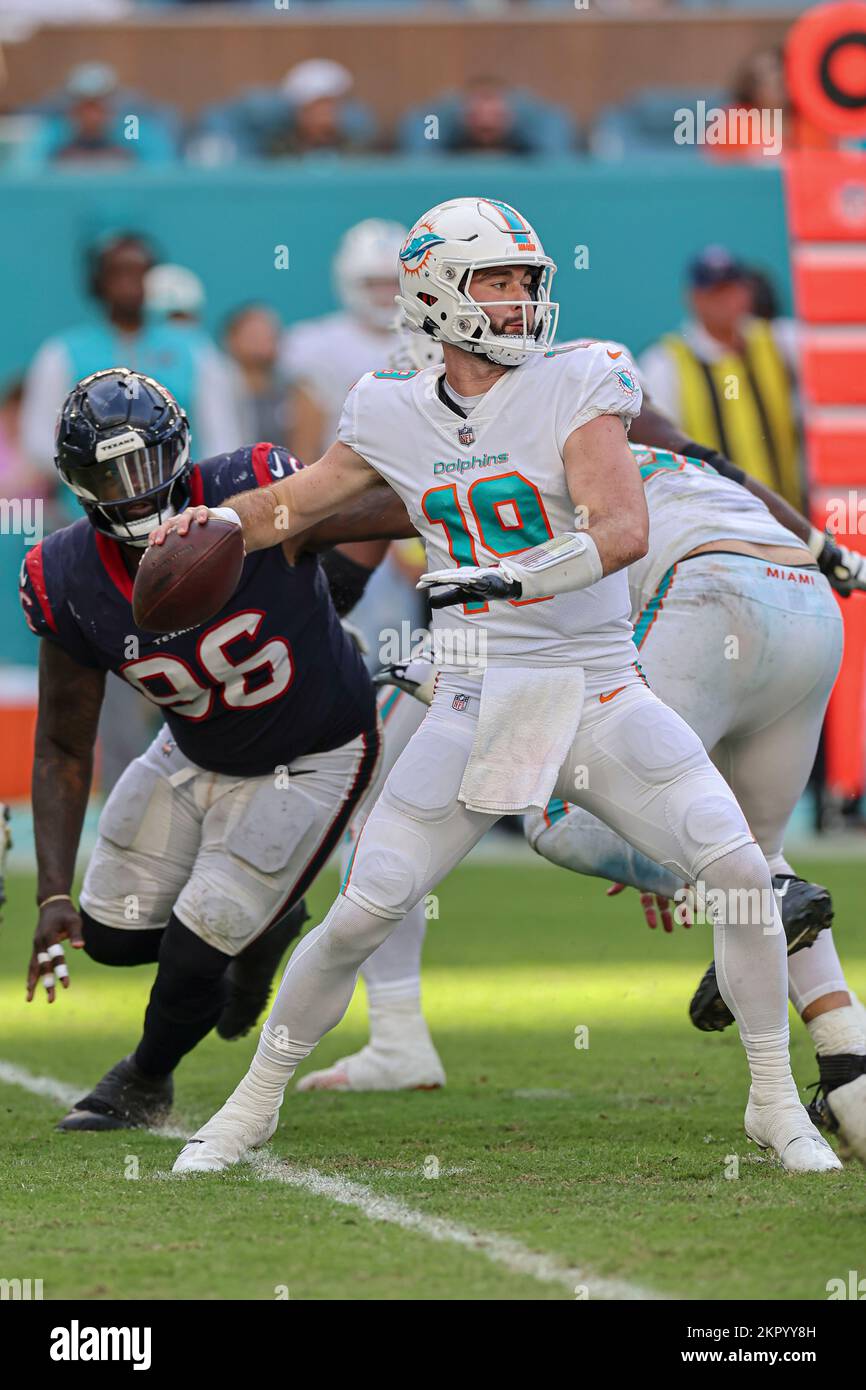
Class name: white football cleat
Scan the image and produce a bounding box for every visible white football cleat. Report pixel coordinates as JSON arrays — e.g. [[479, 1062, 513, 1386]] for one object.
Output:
[[745, 1093, 842, 1173], [173, 1104, 278, 1174], [297, 1010, 445, 1093], [823, 1074, 866, 1165]]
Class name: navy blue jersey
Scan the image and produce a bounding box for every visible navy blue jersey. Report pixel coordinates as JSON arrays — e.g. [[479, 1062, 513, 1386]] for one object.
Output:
[[20, 443, 377, 778]]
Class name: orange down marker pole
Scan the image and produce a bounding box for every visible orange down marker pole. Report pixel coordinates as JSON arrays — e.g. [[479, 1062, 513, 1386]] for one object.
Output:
[[785, 3, 866, 797]]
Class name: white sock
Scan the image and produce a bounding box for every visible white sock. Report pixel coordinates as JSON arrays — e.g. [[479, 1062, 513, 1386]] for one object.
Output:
[[362, 900, 426, 1011], [706, 844, 800, 1109], [220, 897, 402, 1121], [788, 928, 848, 1014]]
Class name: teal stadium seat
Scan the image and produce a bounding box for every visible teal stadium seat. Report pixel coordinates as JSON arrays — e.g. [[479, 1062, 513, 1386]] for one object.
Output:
[[590, 87, 729, 161]]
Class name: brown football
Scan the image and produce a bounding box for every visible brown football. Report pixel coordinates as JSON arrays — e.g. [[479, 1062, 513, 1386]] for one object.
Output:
[[132, 518, 245, 634]]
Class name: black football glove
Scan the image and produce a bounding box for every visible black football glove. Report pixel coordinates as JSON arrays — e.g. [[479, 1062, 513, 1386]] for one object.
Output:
[[417, 565, 521, 609], [814, 533, 866, 598]]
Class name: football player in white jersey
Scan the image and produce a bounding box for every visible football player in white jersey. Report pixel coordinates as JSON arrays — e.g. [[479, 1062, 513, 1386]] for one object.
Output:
[[301, 443, 866, 1162], [283, 218, 408, 459], [153, 196, 839, 1175]]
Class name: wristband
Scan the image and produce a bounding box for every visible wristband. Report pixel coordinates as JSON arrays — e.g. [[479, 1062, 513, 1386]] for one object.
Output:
[[808, 526, 828, 562], [38, 893, 73, 910], [500, 531, 603, 601]]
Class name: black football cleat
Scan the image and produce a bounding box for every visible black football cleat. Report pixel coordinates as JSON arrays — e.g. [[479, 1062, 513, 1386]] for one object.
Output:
[[689, 875, 834, 1032], [217, 899, 309, 1041], [807, 1052, 866, 1163], [57, 1054, 174, 1131]]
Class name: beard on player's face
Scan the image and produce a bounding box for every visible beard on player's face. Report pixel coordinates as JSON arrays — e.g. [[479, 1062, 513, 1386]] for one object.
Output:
[[467, 269, 536, 339]]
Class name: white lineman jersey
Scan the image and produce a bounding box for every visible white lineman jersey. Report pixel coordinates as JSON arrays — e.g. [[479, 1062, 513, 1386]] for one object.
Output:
[[629, 444, 805, 619], [282, 312, 396, 449], [338, 343, 644, 671]]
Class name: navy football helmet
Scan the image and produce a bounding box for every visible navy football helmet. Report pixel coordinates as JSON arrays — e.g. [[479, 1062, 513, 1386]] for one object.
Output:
[[55, 368, 191, 546]]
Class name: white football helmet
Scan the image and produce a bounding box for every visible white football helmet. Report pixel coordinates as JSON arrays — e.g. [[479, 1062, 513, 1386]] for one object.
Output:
[[334, 218, 407, 331], [396, 197, 558, 367], [387, 319, 444, 373]]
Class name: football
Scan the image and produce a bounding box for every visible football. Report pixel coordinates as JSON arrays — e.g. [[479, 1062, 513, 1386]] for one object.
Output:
[[132, 517, 245, 633]]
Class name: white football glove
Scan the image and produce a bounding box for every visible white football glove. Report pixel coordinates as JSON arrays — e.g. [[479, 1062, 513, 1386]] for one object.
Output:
[[373, 658, 439, 705]]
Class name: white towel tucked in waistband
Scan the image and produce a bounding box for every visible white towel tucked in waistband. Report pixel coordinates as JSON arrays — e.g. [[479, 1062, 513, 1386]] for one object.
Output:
[[458, 666, 586, 815]]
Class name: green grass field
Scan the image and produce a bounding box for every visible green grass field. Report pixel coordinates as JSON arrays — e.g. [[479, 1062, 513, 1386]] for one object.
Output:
[[2, 856, 865, 1302]]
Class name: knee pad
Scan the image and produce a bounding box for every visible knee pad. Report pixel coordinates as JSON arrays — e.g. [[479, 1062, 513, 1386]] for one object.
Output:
[[674, 779, 754, 877], [81, 909, 163, 966], [343, 807, 432, 918]]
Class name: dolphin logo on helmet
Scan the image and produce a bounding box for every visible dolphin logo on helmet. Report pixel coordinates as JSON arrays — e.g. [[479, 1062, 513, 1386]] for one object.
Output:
[[399, 228, 447, 275]]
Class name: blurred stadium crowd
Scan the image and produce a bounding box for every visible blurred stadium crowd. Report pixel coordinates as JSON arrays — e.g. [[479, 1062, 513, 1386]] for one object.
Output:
[[1, 48, 838, 167]]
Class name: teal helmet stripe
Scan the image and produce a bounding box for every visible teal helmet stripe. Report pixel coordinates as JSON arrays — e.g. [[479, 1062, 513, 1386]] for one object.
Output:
[[483, 198, 534, 245]]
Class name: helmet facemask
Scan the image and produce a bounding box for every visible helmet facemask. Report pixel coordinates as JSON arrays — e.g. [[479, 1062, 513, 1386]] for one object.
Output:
[[61, 431, 190, 546], [448, 261, 558, 366]]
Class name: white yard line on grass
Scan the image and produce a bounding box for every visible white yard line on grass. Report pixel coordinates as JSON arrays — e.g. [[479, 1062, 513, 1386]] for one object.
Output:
[[249, 1152, 659, 1299], [1, 1057, 661, 1302]]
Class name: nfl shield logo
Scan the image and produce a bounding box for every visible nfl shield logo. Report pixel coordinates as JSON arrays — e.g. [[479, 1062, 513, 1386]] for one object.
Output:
[[457, 422, 475, 446], [452, 693, 470, 712]]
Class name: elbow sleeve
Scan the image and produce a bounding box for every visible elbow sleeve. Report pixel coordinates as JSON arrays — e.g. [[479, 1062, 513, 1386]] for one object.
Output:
[[320, 547, 375, 617]]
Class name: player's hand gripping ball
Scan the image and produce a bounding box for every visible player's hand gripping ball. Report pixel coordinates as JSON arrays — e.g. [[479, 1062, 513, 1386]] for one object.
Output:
[[134, 508, 245, 633]]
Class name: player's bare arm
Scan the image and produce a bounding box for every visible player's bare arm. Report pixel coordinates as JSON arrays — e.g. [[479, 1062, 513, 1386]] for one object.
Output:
[[149, 441, 381, 554], [291, 480, 415, 554], [561, 413, 649, 574], [28, 640, 106, 1004]]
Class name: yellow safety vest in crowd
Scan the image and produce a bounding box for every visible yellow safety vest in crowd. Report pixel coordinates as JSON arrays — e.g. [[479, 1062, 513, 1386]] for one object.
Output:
[[663, 322, 802, 508]]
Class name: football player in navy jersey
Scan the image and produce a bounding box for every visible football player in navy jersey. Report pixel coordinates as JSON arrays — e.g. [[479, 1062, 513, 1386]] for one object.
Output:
[[20, 368, 393, 1130]]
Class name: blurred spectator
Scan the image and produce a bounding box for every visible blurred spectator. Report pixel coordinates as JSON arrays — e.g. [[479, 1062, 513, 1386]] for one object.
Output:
[[708, 47, 835, 162], [21, 63, 177, 168], [447, 77, 534, 156], [191, 59, 376, 163], [21, 233, 244, 481], [145, 263, 206, 323], [639, 245, 802, 507], [744, 265, 782, 322], [400, 79, 576, 156], [0, 379, 51, 505], [282, 218, 406, 460], [275, 59, 361, 156], [223, 304, 291, 448]]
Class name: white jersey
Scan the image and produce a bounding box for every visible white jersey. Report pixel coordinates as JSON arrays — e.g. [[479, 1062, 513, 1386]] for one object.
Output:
[[629, 444, 805, 616], [282, 312, 395, 448], [338, 342, 643, 671]]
